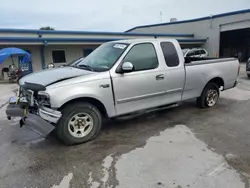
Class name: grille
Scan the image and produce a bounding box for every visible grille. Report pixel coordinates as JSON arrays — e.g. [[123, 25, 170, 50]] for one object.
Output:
[[22, 88, 34, 106]]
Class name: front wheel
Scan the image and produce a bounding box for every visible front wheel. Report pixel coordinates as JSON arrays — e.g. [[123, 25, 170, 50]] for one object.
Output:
[[247, 73, 250, 79], [197, 83, 219, 108], [56, 102, 102, 145]]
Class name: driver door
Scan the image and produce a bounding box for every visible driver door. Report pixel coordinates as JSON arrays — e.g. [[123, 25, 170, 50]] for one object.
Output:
[[110, 43, 166, 115]]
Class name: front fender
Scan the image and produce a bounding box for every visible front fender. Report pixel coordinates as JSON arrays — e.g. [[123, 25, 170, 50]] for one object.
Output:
[[47, 79, 116, 117]]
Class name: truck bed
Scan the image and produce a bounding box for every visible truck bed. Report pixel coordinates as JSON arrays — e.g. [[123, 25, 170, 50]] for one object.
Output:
[[185, 57, 231, 63], [182, 57, 239, 101]]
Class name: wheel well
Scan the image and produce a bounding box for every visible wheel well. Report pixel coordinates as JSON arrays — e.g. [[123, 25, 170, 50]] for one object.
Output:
[[208, 77, 224, 88], [59, 97, 107, 117]]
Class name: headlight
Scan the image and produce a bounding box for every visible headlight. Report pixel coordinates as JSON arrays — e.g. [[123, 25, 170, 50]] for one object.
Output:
[[37, 91, 50, 106]]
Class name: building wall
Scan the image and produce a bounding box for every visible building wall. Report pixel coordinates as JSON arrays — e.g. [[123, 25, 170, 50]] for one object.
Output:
[[128, 13, 250, 57], [0, 44, 101, 80], [43, 44, 99, 66]]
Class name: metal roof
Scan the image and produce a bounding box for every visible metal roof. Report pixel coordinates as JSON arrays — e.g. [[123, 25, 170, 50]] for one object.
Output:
[[0, 28, 193, 38], [0, 37, 207, 44], [126, 9, 250, 32]]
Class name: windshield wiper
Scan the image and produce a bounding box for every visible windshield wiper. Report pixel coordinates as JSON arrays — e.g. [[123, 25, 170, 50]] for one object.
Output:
[[77, 64, 94, 71]]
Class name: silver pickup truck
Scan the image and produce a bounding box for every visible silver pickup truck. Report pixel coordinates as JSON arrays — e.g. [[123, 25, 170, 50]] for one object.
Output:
[[6, 39, 239, 145]]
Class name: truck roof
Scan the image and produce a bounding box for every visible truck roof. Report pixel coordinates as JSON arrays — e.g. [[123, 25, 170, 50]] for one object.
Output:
[[109, 38, 178, 44]]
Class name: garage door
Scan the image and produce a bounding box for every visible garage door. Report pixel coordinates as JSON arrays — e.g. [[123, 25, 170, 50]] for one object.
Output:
[[220, 20, 250, 32]]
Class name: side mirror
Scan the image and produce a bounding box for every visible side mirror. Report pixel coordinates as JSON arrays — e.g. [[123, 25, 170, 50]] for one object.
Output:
[[121, 62, 134, 73]]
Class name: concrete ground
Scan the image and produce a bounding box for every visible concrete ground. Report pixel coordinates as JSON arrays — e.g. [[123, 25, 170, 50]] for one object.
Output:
[[0, 64, 250, 188]]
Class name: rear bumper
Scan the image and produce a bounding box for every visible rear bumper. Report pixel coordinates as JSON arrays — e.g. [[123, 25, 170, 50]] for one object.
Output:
[[5, 104, 62, 137]]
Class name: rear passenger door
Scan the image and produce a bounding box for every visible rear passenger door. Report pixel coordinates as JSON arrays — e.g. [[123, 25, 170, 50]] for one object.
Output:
[[159, 42, 185, 103]]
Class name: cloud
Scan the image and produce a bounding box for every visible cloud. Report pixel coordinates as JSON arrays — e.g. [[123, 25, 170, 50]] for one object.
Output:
[[0, 0, 249, 31]]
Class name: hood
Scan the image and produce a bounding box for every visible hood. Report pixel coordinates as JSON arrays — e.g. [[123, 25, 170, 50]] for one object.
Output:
[[19, 67, 92, 86]]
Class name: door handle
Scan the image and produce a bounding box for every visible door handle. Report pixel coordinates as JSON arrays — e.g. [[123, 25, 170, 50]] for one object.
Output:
[[156, 74, 164, 80]]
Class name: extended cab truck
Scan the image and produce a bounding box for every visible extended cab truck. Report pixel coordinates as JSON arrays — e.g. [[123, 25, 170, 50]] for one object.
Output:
[[6, 39, 239, 145]]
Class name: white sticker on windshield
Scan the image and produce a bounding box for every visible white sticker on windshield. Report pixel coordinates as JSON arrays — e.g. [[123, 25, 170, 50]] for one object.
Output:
[[113, 44, 127, 49]]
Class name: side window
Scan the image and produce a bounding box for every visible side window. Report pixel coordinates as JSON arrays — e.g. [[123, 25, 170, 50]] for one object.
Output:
[[52, 50, 66, 63], [160, 42, 180, 67], [186, 51, 194, 57], [83, 49, 94, 57], [194, 50, 201, 55], [200, 50, 206, 54], [123, 43, 158, 71]]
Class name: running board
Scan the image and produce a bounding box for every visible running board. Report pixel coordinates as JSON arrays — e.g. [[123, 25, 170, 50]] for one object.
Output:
[[115, 103, 178, 119], [146, 103, 178, 114]]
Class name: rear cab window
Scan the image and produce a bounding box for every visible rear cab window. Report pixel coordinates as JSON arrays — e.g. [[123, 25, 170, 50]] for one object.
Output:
[[160, 42, 180, 67]]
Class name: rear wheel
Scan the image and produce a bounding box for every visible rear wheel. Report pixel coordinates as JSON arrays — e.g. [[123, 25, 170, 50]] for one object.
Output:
[[197, 83, 219, 108], [247, 73, 250, 78], [56, 102, 102, 145]]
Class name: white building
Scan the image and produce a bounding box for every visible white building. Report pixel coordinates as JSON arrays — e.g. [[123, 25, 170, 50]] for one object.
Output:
[[126, 9, 250, 61], [0, 29, 206, 80]]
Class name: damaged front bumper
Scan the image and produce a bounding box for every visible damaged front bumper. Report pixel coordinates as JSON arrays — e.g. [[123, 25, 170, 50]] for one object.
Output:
[[5, 97, 62, 137]]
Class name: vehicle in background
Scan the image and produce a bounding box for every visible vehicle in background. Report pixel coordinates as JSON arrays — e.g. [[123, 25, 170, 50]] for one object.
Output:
[[8, 64, 20, 82], [65, 57, 85, 66], [46, 57, 85, 69], [6, 39, 239, 145], [182, 48, 208, 58], [0, 47, 31, 82], [247, 58, 250, 78]]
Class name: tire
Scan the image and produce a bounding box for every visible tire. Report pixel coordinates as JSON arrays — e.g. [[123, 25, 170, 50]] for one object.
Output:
[[196, 83, 219, 109], [247, 74, 250, 79], [56, 102, 102, 145]]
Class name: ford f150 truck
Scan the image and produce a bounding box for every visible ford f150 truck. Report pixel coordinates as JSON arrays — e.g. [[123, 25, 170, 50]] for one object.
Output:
[[6, 39, 239, 145]]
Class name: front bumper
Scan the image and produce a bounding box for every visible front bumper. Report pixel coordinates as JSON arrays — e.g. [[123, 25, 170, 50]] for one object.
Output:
[[5, 102, 62, 137]]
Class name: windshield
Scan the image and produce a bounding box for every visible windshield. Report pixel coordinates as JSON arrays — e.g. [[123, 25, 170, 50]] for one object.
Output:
[[74, 43, 129, 72], [66, 57, 85, 66]]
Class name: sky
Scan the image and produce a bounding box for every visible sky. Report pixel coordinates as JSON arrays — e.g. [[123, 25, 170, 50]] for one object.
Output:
[[0, 0, 249, 32]]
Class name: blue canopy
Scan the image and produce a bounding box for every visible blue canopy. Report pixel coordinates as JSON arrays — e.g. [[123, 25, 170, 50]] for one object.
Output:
[[0, 47, 31, 64]]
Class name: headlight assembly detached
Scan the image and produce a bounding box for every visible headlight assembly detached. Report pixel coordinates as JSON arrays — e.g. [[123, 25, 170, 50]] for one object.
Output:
[[37, 91, 50, 106]]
